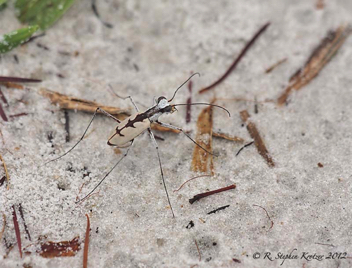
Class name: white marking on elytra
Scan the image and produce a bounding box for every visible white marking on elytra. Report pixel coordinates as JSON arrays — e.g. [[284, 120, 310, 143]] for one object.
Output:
[[45, 73, 231, 218]]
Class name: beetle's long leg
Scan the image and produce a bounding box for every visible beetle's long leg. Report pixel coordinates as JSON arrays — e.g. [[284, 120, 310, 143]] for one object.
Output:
[[155, 121, 216, 156], [148, 128, 175, 218], [76, 140, 134, 204], [45, 107, 119, 165], [108, 84, 139, 112], [98, 107, 121, 123]]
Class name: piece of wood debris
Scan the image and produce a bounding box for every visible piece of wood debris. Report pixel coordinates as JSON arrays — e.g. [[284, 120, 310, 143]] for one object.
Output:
[[212, 132, 244, 143], [39, 88, 131, 117], [191, 104, 214, 174], [189, 184, 236, 204], [240, 110, 275, 167], [24, 236, 81, 258], [278, 25, 351, 105]]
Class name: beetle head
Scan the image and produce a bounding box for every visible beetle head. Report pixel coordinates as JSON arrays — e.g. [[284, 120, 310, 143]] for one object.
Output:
[[157, 96, 176, 113]]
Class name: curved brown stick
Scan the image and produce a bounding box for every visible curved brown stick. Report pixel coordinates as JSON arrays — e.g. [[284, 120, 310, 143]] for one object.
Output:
[[199, 22, 270, 94]]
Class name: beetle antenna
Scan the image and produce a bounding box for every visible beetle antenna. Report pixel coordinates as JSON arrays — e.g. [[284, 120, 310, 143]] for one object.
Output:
[[168, 73, 200, 102], [172, 103, 231, 117]]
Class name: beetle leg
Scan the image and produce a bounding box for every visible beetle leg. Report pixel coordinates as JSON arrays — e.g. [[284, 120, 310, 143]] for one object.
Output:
[[148, 128, 175, 218], [155, 121, 216, 156], [45, 107, 119, 165], [76, 140, 134, 204], [97, 107, 121, 123]]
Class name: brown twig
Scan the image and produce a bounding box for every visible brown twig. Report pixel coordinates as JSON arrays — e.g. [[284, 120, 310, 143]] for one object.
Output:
[[0, 213, 6, 241], [199, 22, 270, 94], [12, 205, 22, 258], [253, 204, 274, 231], [9, 113, 29, 118], [18, 204, 31, 241], [39, 88, 130, 117], [0, 103, 8, 121], [189, 184, 236, 204], [240, 110, 275, 167], [0, 76, 41, 83], [0, 88, 8, 104], [83, 214, 90, 268], [278, 25, 351, 105], [194, 239, 201, 261], [0, 154, 10, 190], [173, 174, 212, 192], [265, 58, 288, 73]]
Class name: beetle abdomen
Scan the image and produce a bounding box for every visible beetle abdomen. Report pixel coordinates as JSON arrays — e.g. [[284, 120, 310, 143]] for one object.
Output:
[[108, 113, 151, 147]]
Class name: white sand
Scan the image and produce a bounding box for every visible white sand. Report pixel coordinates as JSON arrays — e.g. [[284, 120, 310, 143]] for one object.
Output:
[[1, 1, 352, 267]]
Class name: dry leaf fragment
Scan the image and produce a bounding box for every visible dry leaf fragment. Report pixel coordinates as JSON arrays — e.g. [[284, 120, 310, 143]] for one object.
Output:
[[240, 110, 275, 167], [191, 104, 214, 174], [278, 25, 351, 105]]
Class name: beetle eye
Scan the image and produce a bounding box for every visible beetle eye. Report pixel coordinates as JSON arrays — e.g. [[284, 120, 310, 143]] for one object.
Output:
[[157, 96, 166, 103]]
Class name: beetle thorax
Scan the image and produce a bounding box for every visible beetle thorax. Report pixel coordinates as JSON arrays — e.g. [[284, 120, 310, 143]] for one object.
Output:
[[147, 97, 172, 122]]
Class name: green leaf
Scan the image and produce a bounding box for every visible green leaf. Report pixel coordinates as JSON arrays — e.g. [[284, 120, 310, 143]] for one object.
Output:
[[0, 25, 39, 54], [0, 0, 7, 11], [15, 0, 76, 30]]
